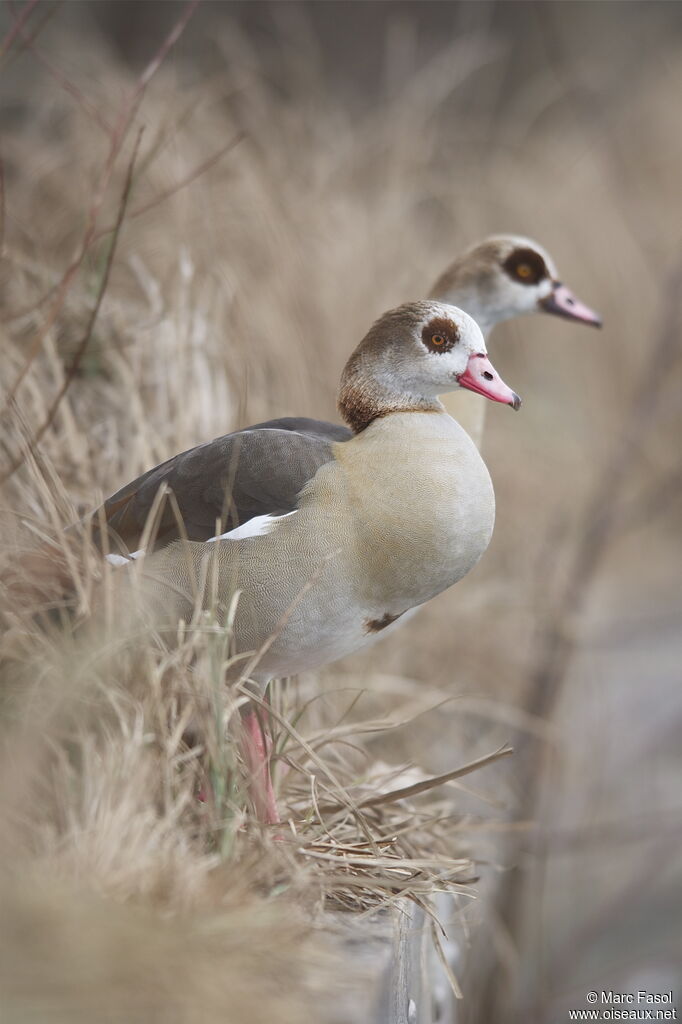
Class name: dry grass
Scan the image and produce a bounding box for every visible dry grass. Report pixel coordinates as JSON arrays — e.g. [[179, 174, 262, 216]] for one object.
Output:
[[0, 564, 506, 1020], [1, 4, 681, 1022]]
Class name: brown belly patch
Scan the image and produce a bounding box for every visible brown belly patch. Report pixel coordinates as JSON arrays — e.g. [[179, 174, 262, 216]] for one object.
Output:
[[365, 611, 404, 633]]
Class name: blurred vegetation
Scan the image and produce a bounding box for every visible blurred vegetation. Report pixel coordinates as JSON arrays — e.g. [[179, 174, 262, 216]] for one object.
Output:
[[0, 2, 681, 1022]]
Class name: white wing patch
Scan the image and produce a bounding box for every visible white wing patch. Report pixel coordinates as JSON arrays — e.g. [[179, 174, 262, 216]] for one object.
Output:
[[104, 512, 297, 562], [208, 510, 297, 542], [105, 549, 145, 566]]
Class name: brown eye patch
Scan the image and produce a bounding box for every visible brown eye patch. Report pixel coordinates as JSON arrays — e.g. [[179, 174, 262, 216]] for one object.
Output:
[[503, 247, 547, 286], [421, 317, 460, 353]]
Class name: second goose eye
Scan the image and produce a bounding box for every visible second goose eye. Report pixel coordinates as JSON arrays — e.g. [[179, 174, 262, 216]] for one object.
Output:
[[503, 247, 547, 285]]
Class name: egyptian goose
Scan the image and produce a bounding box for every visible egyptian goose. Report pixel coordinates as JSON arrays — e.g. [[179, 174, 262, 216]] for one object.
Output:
[[99, 235, 599, 560], [110, 301, 519, 822], [429, 234, 601, 446]]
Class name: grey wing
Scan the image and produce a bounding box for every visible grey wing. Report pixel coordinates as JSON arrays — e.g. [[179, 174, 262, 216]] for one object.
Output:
[[247, 416, 351, 442], [95, 417, 348, 553]]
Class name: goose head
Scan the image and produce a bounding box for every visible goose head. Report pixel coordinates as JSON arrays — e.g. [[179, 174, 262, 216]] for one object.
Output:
[[338, 300, 520, 433], [430, 234, 602, 335]]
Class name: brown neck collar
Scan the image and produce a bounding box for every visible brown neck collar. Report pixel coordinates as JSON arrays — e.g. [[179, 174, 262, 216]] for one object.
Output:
[[338, 377, 441, 433]]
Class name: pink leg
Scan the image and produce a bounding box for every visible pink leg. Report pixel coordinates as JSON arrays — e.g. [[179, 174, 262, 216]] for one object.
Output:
[[240, 704, 280, 825]]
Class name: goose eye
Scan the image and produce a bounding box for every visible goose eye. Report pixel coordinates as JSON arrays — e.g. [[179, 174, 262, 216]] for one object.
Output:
[[503, 247, 547, 286], [422, 317, 459, 351]]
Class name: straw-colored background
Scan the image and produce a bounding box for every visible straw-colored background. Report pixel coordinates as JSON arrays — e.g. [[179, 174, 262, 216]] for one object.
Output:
[[1, 3, 681, 1022]]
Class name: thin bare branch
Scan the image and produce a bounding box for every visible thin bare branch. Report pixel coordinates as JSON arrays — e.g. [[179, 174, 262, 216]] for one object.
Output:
[[92, 132, 245, 244], [0, 0, 201, 415], [0, 0, 39, 59], [19, 41, 112, 132], [0, 130, 143, 484]]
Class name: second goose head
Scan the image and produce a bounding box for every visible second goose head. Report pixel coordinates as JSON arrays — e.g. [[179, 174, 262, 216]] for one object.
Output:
[[430, 234, 602, 335], [338, 300, 520, 433]]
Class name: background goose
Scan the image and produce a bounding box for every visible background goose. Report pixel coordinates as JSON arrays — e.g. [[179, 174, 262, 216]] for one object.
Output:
[[123, 300, 520, 821], [430, 234, 601, 445]]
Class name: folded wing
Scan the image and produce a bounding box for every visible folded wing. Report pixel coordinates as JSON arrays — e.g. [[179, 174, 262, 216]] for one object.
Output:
[[94, 417, 351, 554]]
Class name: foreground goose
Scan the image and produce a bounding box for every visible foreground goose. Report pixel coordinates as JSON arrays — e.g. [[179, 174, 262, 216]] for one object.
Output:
[[99, 234, 599, 560], [113, 301, 520, 822], [430, 234, 601, 445]]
